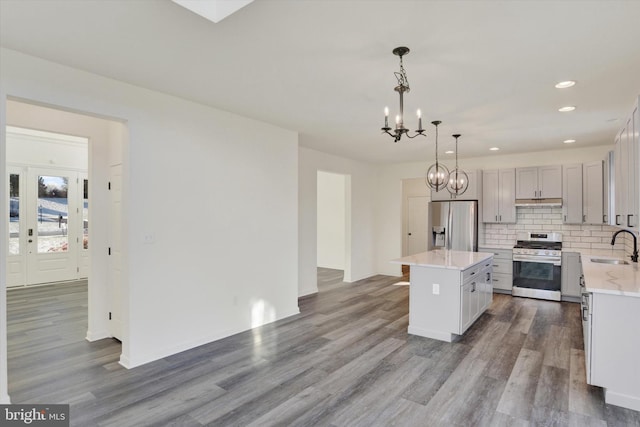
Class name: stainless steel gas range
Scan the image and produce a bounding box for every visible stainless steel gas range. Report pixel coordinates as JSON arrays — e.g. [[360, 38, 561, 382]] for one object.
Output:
[[512, 231, 562, 301]]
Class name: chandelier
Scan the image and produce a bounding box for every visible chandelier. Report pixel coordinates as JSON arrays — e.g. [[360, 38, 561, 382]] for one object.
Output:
[[446, 134, 469, 196], [381, 47, 426, 142], [425, 120, 449, 192]]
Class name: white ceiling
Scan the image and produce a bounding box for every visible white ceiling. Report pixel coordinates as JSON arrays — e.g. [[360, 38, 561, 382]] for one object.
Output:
[[1, 0, 639, 164]]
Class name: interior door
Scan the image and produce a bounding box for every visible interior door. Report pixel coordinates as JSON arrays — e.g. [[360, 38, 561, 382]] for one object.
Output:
[[407, 196, 428, 255], [26, 168, 79, 285]]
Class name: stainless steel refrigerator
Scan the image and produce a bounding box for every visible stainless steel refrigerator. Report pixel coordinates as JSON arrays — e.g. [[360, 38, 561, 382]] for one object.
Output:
[[427, 200, 478, 252]]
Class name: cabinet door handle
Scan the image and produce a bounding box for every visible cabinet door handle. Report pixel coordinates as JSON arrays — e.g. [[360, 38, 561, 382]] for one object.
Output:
[[499, 215, 502, 221], [583, 214, 586, 223], [604, 214, 607, 223], [495, 215, 498, 221], [628, 214, 635, 227], [616, 214, 622, 225], [471, 282, 476, 292], [564, 215, 567, 222]]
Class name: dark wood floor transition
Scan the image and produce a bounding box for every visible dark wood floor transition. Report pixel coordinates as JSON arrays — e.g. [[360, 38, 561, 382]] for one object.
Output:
[[7, 270, 640, 426]]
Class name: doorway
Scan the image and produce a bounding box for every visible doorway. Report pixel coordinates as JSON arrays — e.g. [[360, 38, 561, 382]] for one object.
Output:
[[5, 98, 126, 343], [7, 127, 89, 287], [316, 171, 350, 284]]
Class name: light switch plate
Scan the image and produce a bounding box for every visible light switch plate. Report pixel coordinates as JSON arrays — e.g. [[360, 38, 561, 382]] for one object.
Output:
[[433, 283, 440, 295]]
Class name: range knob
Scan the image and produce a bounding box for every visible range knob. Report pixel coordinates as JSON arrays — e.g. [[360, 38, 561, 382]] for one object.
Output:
[[545, 251, 550, 255]]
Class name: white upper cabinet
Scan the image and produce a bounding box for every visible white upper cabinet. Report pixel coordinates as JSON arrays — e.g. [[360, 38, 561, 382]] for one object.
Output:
[[538, 165, 563, 198], [583, 161, 604, 225], [482, 168, 516, 223], [515, 167, 538, 199], [613, 97, 640, 229], [562, 162, 604, 225], [516, 165, 562, 199], [562, 164, 583, 224]]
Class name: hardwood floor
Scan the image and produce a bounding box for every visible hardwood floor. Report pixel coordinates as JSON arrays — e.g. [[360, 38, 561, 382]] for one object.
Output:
[[7, 271, 640, 426]]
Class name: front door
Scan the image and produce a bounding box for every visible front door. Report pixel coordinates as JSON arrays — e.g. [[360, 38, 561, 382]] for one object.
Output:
[[25, 168, 82, 285]]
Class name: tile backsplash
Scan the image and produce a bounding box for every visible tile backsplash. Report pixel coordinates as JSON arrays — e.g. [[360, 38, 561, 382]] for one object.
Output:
[[482, 206, 630, 252]]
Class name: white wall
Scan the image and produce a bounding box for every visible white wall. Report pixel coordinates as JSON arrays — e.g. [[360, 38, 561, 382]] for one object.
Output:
[[299, 147, 377, 296], [317, 171, 346, 270], [377, 145, 614, 277], [0, 46, 300, 401]]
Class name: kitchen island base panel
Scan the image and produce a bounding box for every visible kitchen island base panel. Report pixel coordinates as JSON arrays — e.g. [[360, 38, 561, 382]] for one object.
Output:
[[407, 325, 457, 343], [604, 390, 640, 412]]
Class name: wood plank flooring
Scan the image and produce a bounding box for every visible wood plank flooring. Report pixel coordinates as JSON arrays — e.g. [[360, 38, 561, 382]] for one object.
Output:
[[7, 270, 640, 426]]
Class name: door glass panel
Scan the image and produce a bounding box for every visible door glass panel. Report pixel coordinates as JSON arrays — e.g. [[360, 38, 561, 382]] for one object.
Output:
[[37, 175, 69, 253], [9, 173, 20, 255], [83, 178, 88, 249]]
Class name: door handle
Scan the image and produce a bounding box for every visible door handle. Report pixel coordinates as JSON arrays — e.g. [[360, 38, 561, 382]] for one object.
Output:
[[408, 233, 412, 236], [28, 239, 33, 243]]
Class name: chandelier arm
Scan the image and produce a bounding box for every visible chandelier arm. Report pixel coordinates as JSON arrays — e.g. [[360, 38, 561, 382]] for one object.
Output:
[[405, 131, 427, 139]]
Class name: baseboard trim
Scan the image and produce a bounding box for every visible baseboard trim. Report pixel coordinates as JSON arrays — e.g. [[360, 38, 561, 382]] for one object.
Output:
[[0, 392, 10, 404], [604, 389, 640, 412], [85, 329, 110, 342], [408, 325, 457, 343], [119, 305, 301, 369]]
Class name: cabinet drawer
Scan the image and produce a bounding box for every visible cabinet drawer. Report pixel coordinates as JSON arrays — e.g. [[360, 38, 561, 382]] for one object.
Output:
[[479, 247, 513, 260], [462, 259, 493, 283], [491, 258, 513, 274], [491, 272, 513, 291], [462, 264, 482, 283]]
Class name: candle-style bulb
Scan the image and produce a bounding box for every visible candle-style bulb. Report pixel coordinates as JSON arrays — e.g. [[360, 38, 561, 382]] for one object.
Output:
[[384, 106, 389, 117], [417, 109, 421, 118]]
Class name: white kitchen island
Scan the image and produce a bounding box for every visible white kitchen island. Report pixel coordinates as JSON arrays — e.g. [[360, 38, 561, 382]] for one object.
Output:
[[392, 250, 494, 342]]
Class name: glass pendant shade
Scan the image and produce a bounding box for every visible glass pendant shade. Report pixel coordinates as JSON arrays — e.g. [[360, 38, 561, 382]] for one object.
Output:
[[446, 134, 469, 196], [447, 168, 469, 195], [425, 120, 449, 191], [426, 163, 450, 191]]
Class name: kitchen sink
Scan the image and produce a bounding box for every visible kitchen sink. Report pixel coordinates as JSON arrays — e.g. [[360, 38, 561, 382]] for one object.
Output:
[[590, 258, 629, 265]]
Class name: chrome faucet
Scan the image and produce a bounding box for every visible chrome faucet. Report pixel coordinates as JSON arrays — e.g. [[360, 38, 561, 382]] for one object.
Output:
[[611, 229, 639, 262]]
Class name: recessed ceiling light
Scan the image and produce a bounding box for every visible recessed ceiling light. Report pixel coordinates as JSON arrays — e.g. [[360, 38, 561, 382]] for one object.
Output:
[[445, 150, 454, 154], [555, 80, 576, 89], [563, 139, 576, 144], [489, 147, 500, 151], [558, 106, 576, 112]]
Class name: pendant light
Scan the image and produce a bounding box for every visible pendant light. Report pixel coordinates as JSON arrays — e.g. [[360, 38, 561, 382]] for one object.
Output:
[[380, 47, 426, 142], [425, 120, 449, 191], [446, 134, 469, 196]]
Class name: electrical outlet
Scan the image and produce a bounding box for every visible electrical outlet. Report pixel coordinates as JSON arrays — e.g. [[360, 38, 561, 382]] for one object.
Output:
[[143, 233, 155, 244], [433, 283, 440, 295]]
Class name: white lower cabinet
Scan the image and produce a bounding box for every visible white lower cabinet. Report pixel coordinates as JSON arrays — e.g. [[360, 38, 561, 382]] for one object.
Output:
[[407, 256, 493, 342], [479, 247, 512, 292], [589, 292, 640, 411], [561, 252, 582, 300]]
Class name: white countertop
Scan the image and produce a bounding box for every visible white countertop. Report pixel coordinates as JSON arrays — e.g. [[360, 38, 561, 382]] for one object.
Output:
[[391, 249, 494, 271], [568, 248, 640, 298]]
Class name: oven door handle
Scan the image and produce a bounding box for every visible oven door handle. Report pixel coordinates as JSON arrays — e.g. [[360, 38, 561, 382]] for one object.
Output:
[[513, 255, 562, 266]]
